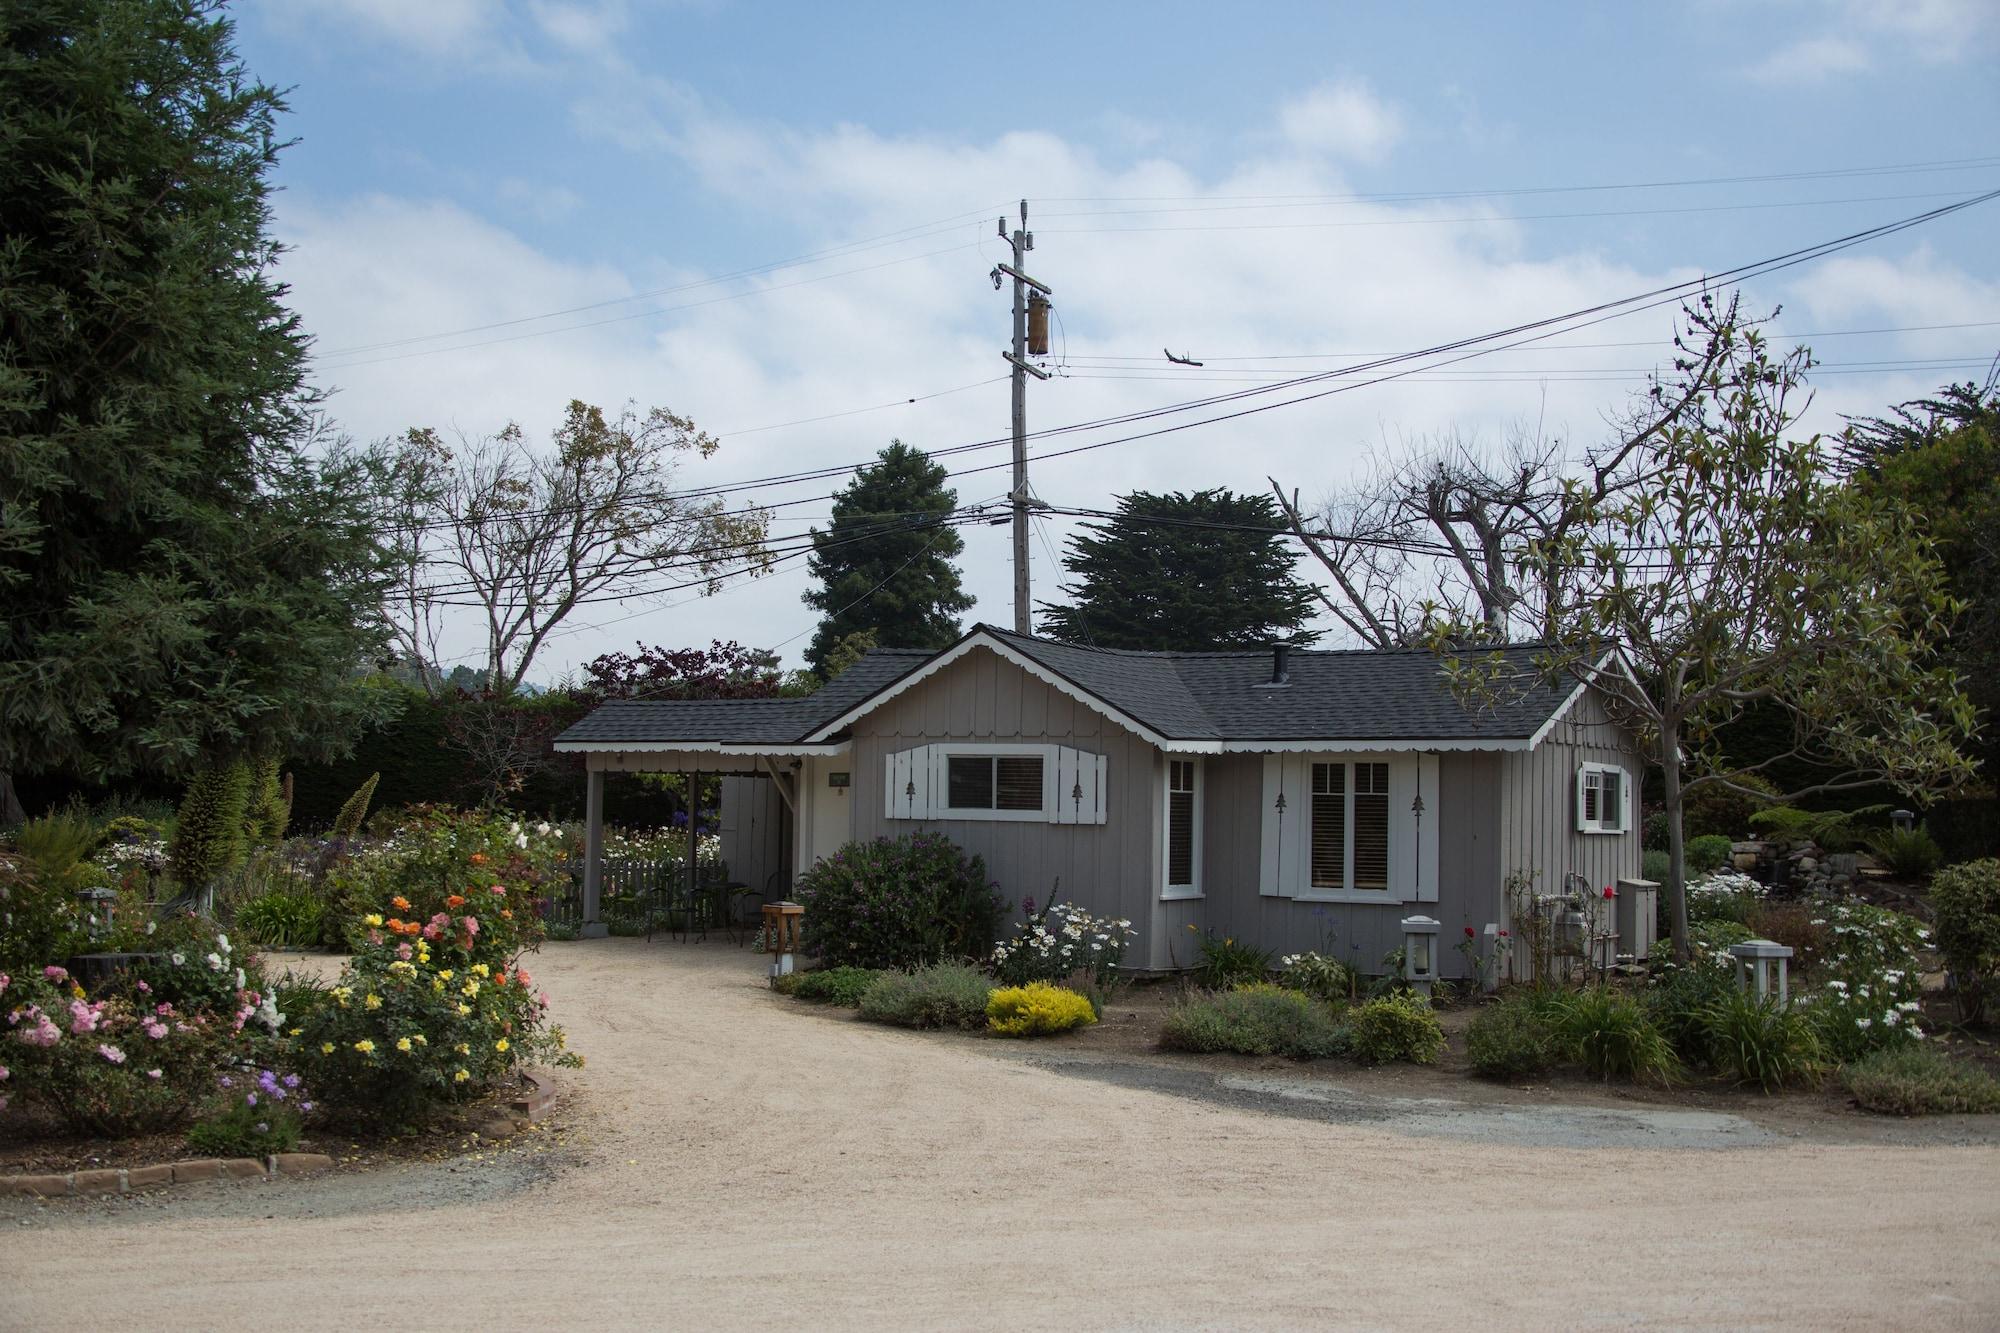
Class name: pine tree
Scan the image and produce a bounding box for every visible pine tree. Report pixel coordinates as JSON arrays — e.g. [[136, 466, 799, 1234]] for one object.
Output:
[[0, 1, 397, 816], [168, 761, 252, 893], [1040, 490, 1322, 650], [245, 754, 289, 844], [803, 442, 972, 675]]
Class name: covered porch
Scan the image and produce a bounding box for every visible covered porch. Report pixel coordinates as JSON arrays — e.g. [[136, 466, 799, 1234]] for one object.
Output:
[[564, 744, 852, 938]]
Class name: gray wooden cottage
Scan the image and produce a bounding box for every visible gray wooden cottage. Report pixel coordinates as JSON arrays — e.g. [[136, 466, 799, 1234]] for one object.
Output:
[[553, 624, 1644, 977]]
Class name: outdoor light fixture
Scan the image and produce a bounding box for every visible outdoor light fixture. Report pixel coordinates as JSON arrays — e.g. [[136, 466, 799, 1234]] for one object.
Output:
[[1728, 938, 1794, 1005], [1401, 914, 1441, 996]]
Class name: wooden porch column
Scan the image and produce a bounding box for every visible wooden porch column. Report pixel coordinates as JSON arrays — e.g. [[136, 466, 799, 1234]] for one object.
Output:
[[581, 764, 608, 938]]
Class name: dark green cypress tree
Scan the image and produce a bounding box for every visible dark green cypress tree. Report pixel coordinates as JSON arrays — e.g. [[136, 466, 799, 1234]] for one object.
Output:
[[803, 442, 973, 675], [0, 1, 396, 819], [1039, 490, 1322, 650]]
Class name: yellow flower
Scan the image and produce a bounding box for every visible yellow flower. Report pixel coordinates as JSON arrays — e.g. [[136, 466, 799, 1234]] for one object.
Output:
[[411, 1034, 427, 1046], [470, 963, 491, 978], [320, 1042, 335, 1054], [289, 1027, 303, 1037], [364, 993, 383, 1011], [395, 1037, 413, 1052], [461, 980, 480, 997], [363, 913, 384, 927], [494, 1038, 510, 1053], [353, 1039, 376, 1054], [437, 969, 454, 981], [456, 1004, 472, 1017], [454, 1042, 470, 1055], [431, 978, 445, 993], [453, 1069, 470, 1083]]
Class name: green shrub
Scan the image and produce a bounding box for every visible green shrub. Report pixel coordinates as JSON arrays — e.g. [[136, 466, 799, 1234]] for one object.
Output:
[[779, 966, 879, 1007], [1553, 987, 1678, 1083], [1932, 858, 2000, 1024], [0, 852, 89, 973], [1277, 950, 1357, 1003], [234, 890, 328, 951], [990, 901, 1136, 991], [1685, 834, 1735, 876], [1680, 772, 1780, 839], [793, 833, 1002, 971], [1348, 992, 1447, 1065], [1685, 870, 1758, 927], [1843, 1045, 2000, 1116], [1702, 989, 1823, 1091], [1189, 928, 1273, 990], [987, 982, 1097, 1037], [169, 761, 253, 892], [7, 801, 103, 892], [1646, 965, 1736, 1065], [1160, 985, 1348, 1059], [1749, 804, 1888, 852], [186, 1067, 306, 1157], [1868, 825, 1944, 881], [1466, 995, 1560, 1079], [856, 962, 994, 1030], [329, 772, 380, 840], [1641, 849, 1670, 884], [245, 755, 291, 845]]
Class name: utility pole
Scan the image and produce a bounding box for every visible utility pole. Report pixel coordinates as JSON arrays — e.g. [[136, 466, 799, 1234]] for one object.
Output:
[[994, 199, 1050, 635]]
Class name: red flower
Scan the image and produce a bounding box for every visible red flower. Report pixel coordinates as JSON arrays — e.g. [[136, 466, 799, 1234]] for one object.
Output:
[[1463, 926, 1475, 937], [1602, 884, 1617, 898]]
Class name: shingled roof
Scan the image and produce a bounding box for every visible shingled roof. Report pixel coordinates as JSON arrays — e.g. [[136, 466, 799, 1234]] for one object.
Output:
[[557, 626, 1585, 752]]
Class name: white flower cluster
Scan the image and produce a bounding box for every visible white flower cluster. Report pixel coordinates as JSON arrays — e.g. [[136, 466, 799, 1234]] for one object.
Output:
[[991, 903, 1136, 982]]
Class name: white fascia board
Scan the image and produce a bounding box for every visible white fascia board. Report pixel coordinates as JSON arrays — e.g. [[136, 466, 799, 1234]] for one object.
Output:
[[1220, 737, 1530, 754], [554, 741, 848, 756], [1524, 648, 1631, 752], [801, 631, 1188, 750]]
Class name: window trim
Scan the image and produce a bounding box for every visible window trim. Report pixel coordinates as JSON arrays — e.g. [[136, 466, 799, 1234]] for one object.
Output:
[[1576, 761, 1631, 835], [933, 743, 1056, 822], [1160, 756, 1204, 900], [1300, 759, 1393, 899]]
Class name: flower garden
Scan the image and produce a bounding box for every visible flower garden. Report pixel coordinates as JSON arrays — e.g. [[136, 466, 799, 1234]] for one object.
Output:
[[2, 796, 582, 1173], [770, 830, 2000, 1116]]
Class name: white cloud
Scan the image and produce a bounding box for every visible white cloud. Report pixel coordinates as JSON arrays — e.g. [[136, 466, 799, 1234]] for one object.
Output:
[[263, 0, 498, 54], [1743, 0, 1997, 82], [1276, 81, 1404, 162]]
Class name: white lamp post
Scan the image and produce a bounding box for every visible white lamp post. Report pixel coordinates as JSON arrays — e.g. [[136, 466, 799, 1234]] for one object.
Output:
[[1401, 915, 1441, 997], [1728, 938, 1794, 1005]]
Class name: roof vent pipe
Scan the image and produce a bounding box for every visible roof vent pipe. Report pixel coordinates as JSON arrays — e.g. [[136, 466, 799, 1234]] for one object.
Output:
[[1270, 644, 1290, 685]]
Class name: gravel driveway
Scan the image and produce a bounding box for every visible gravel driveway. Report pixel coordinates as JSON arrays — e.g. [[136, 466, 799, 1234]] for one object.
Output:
[[5, 937, 1998, 1330]]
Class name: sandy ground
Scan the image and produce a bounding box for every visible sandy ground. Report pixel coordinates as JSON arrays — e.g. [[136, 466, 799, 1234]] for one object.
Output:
[[4, 938, 1999, 1331]]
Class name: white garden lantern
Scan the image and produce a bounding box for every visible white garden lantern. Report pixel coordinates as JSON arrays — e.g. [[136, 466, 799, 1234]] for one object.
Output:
[[1401, 915, 1441, 996], [1728, 938, 1794, 1005]]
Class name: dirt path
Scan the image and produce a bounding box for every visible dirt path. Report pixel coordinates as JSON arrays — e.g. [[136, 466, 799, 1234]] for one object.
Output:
[[5, 938, 1999, 1330]]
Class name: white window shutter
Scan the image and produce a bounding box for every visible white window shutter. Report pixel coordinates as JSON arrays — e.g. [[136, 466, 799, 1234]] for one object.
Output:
[[1054, 746, 1080, 825], [887, 749, 907, 819], [1414, 753, 1440, 902], [1575, 766, 1592, 833], [1090, 752, 1108, 824], [1258, 754, 1297, 897], [1619, 767, 1634, 834]]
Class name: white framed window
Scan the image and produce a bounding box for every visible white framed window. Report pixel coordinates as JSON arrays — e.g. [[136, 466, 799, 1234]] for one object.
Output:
[[1162, 757, 1203, 898], [1308, 760, 1391, 893], [885, 743, 1108, 825], [1576, 762, 1631, 834]]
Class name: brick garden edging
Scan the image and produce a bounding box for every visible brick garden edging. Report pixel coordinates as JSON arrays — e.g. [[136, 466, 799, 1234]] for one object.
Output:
[[0, 1152, 335, 1199]]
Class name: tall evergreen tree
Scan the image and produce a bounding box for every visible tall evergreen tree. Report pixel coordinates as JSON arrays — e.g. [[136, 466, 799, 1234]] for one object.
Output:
[[0, 1, 396, 821], [1041, 490, 1321, 650], [803, 441, 972, 675]]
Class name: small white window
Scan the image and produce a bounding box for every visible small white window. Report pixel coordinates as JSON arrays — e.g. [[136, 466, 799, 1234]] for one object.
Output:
[[1576, 762, 1630, 834], [1162, 758, 1202, 898], [945, 753, 1046, 814]]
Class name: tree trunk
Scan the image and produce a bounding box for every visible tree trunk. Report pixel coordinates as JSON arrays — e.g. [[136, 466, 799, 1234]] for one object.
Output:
[[1659, 723, 1691, 962], [0, 769, 24, 826]]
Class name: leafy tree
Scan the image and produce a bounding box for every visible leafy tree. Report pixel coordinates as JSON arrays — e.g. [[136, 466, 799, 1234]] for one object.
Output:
[[0, 0, 397, 822], [380, 402, 769, 697], [582, 641, 783, 702], [804, 442, 971, 675], [1041, 490, 1321, 650], [1434, 296, 1978, 960], [1842, 381, 2000, 784]]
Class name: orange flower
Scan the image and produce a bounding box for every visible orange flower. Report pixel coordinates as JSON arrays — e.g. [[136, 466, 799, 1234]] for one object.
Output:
[[500, 909, 514, 920], [468, 853, 489, 866], [392, 896, 411, 911], [445, 894, 466, 908]]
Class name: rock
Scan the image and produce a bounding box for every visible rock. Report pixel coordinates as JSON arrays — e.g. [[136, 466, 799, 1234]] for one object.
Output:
[[476, 1117, 523, 1142], [125, 1165, 174, 1190], [220, 1158, 267, 1181], [71, 1168, 124, 1194], [172, 1159, 225, 1183], [268, 1152, 335, 1175], [0, 1174, 70, 1198], [1798, 857, 1818, 873]]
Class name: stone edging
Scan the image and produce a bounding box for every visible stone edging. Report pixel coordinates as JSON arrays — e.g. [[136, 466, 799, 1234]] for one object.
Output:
[[0, 1152, 336, 1199]]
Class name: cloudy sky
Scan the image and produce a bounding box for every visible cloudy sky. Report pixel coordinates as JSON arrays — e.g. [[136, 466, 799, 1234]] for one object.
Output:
[[233, 0, 2000, 680]]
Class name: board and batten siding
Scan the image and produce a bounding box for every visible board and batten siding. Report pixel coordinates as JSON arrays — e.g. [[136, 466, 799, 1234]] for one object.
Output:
[[717, 774, 788, 900], [845, 647, 1175, 966], [1198, 752, 1503, 979], [1496, 684, 1644, 975]]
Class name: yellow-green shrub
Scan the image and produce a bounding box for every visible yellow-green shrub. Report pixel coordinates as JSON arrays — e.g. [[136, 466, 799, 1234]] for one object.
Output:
[[986, 982, 1097, 1037]]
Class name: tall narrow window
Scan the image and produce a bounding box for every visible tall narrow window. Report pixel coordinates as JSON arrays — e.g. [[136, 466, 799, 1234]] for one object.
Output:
[[1166, 759, 1197, 892], [1310, 762, 1346, 889], [1352, 762, 1390, 890]]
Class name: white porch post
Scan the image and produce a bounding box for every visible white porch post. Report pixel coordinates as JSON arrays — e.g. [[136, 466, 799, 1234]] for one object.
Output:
[[581, 764, 608, 938]]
